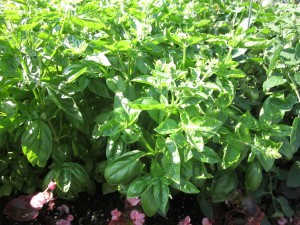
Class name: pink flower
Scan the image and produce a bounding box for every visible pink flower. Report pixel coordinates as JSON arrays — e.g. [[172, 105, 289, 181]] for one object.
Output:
[[278, 217, 288, 225], [178, 216, 192, 225], [58, 204, 70, 214], [130, 210, 145, 225], [127, 197, 141, 206], [30, 192, 46, 209], [202, 217, 212, 225], [56, 219, 71, 225], [48, 181, 57, 191], [111, 208, 122, 220], [66, 214, 74, 222]]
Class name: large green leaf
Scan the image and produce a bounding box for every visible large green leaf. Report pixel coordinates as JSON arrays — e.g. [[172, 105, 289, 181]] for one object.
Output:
[[141, 185, 159, 217], [211, 170, 237, 202], [47, 87, 83, 124], [21, 120, 52, 167], [153, 177, 170, 216], [161, 139, 181, 184], [104, 150, 145, 185], [127, 175, 151, 198], [259, 94, 297, 124], [287, 161, 300, 188]]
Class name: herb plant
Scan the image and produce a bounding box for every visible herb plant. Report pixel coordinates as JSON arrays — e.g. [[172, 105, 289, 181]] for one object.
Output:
[[1, 0, 300, 223]]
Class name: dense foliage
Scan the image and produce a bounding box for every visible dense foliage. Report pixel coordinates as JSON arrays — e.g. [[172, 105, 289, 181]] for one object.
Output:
[[1, 0, 300, 223]]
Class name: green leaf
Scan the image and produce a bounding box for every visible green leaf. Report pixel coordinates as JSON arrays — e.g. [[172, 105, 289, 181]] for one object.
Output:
[[241, 38, 273, 50], [70, 16, 105, 29], [154, 119, 180, 135], [63, 64, 88, 83], [287, 161, 300, 188], [105, 40, 131, 52], [267, 46, 283, 75], [88, 79, 110, 97], [47, 87, 83, 124], [291, 117, 300, 153], [0, 98, 18, 131], [0, 182, 13, 197], [106, 137, 126, 161], [222, 142, 243, 168], [251, 137, 281, 171], [198, 198, 214, 219], [127, 175, 151, 198], [132, 75, 157, 86], [141, 185, 159, 217], [263, 76, 287, 91], [55, 168, 71, 192], [86, 53, 111, 66], [106, 76, 127, 93], [128, 97, 166, 110], [97, 119, 125, 137], [150, 161, 165, 178], [193, 146, 221, 164], [44, 162, 92, 197], [153, 177, 170, 216], [211, 170, 237, 202], [161, 139, 181, 184], [277, 196, 294, 217], [245, 159, 262, 191], [259, 94, 297, 124], [21, 120, 52, 167], [104, 150, 145, 185], [187, 116, 223, 139]]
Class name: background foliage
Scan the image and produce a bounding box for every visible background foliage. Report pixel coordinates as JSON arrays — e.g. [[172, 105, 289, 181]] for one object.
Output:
[[1, 0, 300, 223]]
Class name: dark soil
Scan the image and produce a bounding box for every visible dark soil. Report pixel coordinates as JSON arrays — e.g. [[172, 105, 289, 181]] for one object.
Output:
[[0, 189, 205, 225]]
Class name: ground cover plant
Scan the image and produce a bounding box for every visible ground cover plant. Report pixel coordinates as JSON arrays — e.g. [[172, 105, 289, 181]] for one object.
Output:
[[1, 0, 300, 224]]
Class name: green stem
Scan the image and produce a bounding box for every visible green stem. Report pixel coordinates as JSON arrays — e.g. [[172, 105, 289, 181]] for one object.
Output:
[[141, 135, 155, 153], [48, 121, 60, 144], [287, 72, 300, 105], [182, 44, 187, 69]]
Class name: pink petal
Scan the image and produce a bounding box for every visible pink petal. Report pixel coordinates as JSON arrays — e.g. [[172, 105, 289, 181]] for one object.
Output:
[[67, 214, 74, 221], [48, 181, 57, 191], [130, 210, 139, 220], [30, 193, 46, 209], [127, 197, 141, 206], [111, 208, 121, 220], [202, 217, 211, 225]]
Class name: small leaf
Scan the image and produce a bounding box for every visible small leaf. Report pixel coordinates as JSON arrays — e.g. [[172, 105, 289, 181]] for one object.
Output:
[[128, 97, 166, 110], [263, 76, 287, 91], [86, 53, 111, 66], [291, 117, 300, 153], [154, 119, 180, 135], [106, 76, 127, 93], [63, 64, 88, 83]]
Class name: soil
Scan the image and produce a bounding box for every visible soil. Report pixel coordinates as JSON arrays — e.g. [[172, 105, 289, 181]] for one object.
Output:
[[0, 188, 206, 225]]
